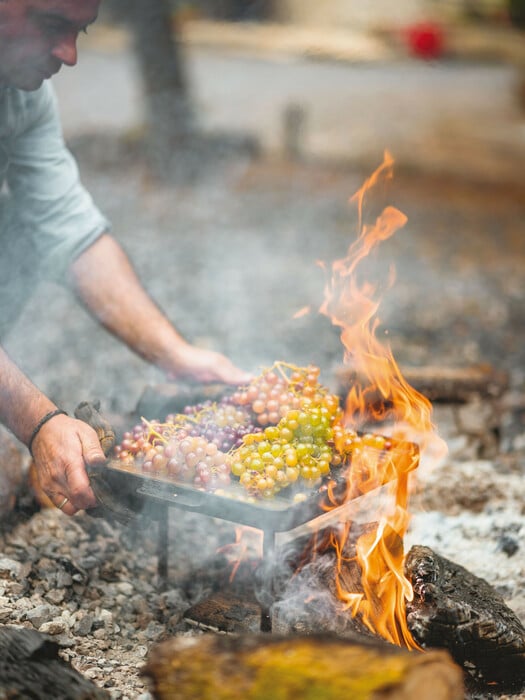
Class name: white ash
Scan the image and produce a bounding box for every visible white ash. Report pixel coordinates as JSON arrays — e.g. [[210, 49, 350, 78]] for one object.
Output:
[[407, 457, 525, 619]]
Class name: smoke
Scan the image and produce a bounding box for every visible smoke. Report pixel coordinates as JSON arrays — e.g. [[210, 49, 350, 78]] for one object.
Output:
[[269, 550, 350, 636]]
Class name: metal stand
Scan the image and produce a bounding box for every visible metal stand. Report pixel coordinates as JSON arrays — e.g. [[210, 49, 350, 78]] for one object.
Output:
[[260, 529, 276, 632], [157, 505, 169, 591], [156, 508, 278, 632]]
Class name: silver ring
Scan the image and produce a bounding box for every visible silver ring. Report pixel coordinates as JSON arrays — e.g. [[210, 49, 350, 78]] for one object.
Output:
[[57, 497, 69, 510]]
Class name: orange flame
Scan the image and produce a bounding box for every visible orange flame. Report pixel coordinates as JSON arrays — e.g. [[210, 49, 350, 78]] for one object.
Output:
[[320, 151, 443, 649], [217, 526, 263, 583]]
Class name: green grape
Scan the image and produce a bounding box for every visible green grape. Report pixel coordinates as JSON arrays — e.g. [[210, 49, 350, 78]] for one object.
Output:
[[226, 362, 367, 498], [231, 461, 245, 477], [280, 427, 294, 442], [250, 457, 264, 472]]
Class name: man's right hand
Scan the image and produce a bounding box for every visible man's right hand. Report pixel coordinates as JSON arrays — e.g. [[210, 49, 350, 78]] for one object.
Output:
[[30, 413, 106, 516]]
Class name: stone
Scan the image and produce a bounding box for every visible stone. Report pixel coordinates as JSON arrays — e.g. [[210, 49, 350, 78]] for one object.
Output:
[[46, 589, 66, 605], [39, 619, 68, 635], [0, 558, 22, 579], [76, 613, 95, 637], [24, 604, 59, 629], [0, 608, 13, 623]]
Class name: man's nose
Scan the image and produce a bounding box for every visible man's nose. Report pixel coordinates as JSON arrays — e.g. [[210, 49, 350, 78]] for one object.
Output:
[[51, 32, 78, 66]]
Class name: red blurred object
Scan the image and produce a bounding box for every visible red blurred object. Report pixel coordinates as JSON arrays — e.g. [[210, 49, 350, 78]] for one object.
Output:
[[405, 22, 445, 60]]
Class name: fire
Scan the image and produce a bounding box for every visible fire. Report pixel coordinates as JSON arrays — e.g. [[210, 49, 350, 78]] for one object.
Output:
[[217, 526, 263, 583], [319, 151, 444, 649]]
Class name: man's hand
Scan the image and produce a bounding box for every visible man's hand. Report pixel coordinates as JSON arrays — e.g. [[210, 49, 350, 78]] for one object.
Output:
[[30, 414, 106, 516], [166, 344, 253, 385]]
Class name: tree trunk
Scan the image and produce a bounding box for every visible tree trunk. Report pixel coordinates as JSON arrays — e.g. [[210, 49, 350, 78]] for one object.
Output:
[[127, 0, 194, 176]]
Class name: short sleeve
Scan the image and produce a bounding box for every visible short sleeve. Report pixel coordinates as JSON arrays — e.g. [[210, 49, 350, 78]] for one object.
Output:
[[6, 82, 110, 283]]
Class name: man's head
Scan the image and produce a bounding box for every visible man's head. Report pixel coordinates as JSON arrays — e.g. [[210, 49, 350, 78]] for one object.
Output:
[[0, 0, 100, 91]]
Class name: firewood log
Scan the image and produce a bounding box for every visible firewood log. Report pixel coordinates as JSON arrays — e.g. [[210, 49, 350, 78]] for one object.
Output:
[[143, 632, 464, 700], [0, 625, 109, 699], [335, 363, 509, 404], [405, 545, 525, 691]]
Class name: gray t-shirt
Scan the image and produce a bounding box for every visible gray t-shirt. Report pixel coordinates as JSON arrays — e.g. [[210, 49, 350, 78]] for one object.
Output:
[[0, 80, 109, 283]]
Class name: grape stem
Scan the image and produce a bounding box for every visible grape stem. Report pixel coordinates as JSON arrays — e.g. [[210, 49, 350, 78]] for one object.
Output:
[[141, 417, 170, 445]]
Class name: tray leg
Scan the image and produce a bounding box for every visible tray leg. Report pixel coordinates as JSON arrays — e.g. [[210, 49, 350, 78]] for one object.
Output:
[[260, 529, 275, 632], [157, 505, 169, 591]]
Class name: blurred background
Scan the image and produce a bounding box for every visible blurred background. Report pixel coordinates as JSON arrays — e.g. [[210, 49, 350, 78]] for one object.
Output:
[[4, 0, 525, 416]]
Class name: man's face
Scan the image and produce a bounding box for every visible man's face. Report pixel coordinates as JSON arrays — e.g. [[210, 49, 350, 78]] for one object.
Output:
[[0, 0, 100, 91]]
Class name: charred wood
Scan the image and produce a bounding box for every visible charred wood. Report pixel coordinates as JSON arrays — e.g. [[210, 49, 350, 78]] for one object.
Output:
[[335, 363, 509, 405], [180, 524, 380, 639], [184, 591, 262, 634], [143, 632, 464, 700], [405, 545, 525, 691], [0, 625, 109, 699], [270, 524, 378, 638]]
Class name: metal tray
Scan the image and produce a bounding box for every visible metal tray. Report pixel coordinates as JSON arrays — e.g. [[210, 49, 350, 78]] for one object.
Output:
[[105, 460, 345, 532]]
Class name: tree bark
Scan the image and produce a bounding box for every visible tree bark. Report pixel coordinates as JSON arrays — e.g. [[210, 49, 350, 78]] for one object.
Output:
[[122, 0, 194, 176]]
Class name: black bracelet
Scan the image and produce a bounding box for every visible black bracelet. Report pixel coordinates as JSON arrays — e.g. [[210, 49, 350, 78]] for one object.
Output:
[[28, 409, 68, 456]]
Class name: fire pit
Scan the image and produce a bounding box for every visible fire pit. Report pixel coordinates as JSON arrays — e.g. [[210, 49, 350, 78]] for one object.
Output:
[[78, 154, 440, 651], [79, 361, 420, 634], [1, 152, 524, 699]]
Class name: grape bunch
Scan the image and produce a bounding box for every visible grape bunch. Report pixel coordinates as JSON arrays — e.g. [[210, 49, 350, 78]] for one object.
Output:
[[332, 424, 390, 457], [229, 364, 324, 427], [230, 393, 344, 498], [168, 398, 262, 452], [113, 421, 232, 491], [113, 362, 386, 500]]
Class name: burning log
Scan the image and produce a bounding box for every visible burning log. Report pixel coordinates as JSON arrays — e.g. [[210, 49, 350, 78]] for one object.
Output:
[[405, 545, 525, 691], [0, 625, 109, 699], [335, 363, 509, 405], [142, 632, 464, 700]]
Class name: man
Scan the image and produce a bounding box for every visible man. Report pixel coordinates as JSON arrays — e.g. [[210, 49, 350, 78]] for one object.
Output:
[[0, 0, 251, 516]]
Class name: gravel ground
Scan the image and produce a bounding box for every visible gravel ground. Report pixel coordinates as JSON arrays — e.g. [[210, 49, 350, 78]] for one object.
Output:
[[1, 142, 525, 697]]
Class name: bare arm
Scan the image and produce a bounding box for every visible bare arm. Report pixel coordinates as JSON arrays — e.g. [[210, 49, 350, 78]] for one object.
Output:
[[70, 234, 251, 384], [0, 234, 250, 516], [0, 346, 104, 515]]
